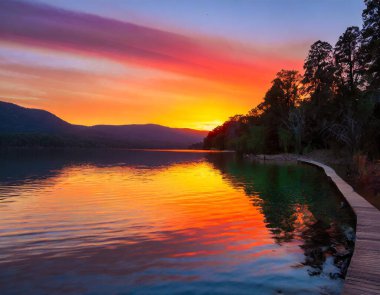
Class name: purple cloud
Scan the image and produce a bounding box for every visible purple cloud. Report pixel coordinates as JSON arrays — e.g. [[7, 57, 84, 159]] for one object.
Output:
[[0, 0, 300, 87]]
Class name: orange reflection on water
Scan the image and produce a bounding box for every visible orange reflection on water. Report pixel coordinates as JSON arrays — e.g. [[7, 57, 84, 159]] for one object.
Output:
[[0, 161, 273, 256], [0, 152, 355, 295]]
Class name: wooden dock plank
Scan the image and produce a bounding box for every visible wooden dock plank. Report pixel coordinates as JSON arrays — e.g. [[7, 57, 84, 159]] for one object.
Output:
[[298, 158, 380, 295]]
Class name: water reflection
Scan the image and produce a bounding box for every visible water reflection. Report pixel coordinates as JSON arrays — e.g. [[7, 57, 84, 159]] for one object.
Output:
[[0, 150, 355, 295], [207, 155, 355, 278]]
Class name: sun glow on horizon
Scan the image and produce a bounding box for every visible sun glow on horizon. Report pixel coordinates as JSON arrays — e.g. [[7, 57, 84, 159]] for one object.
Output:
[[193, 121, 224, 131], [0, 0, 363, 128]]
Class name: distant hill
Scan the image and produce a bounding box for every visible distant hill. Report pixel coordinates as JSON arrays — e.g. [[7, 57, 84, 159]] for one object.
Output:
[[0, 101, 208, 148], [0, 101, 73, 133]]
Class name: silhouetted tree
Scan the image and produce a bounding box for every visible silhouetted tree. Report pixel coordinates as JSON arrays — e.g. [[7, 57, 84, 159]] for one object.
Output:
[[258, 70, 302, 152], [334, 26, 363, 96], [361, 0, 380, 89], [285, 107, 305, 154], [303, 41, 336, 104], [302, 42, 337, 149], [259, 70, 302, 116], [204, 2, 380, 159]]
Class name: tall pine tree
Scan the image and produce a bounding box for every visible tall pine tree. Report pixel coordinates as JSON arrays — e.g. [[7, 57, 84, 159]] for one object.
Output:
[[361, 0, 380, 89]]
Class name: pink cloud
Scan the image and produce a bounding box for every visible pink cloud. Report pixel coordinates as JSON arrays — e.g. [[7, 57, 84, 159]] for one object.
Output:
[[0, 0, 303, 89]]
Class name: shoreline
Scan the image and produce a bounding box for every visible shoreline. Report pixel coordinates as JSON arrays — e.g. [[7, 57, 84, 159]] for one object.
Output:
[[244, 153, 380, 293], [245, 152, 380, 210], [297, 159, 380, 295]]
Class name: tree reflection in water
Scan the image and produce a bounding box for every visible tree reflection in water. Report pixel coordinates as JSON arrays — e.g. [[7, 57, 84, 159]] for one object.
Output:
[[206, 153, 356, 279]]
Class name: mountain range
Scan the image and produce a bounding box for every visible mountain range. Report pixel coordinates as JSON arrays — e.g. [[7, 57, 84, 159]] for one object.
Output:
[[0, 101, 208, 148]]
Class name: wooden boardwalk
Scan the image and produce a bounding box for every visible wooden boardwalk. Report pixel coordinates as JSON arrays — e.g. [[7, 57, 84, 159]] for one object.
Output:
[[298, 159, 380, 295]]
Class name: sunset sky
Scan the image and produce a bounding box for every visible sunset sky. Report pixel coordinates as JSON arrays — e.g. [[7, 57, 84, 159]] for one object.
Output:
[[0, 0, 364, 130]]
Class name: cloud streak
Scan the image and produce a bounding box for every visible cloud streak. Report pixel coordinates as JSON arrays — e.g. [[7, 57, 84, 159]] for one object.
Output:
[[0, 0, 310, 129], [0, 0, 302, 88]]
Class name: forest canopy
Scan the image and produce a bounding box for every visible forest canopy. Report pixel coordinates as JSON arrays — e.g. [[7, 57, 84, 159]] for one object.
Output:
[[204, 0, 380, 158]]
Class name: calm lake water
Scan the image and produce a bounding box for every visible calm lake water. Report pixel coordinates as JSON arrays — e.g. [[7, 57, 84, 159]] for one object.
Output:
[[0, 150, 355, 295]]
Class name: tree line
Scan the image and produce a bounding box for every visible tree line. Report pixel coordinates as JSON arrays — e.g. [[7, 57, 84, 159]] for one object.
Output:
[[204, 0, 380, 158]]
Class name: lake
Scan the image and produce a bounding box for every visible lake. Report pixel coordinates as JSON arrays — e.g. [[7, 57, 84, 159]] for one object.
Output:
[[0, 149, 355, 295]]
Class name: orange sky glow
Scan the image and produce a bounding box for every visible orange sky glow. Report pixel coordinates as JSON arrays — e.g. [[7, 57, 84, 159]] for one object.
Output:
[[0, 0, 363, 130]]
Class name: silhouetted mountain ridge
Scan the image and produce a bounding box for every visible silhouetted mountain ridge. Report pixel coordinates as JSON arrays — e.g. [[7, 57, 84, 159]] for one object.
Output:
[[0, 101, 73, 133], [0, 101, 207, 148]]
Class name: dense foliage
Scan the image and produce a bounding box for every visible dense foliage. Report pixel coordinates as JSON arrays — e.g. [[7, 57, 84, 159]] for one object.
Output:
[[204, 0, 380, 158]]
